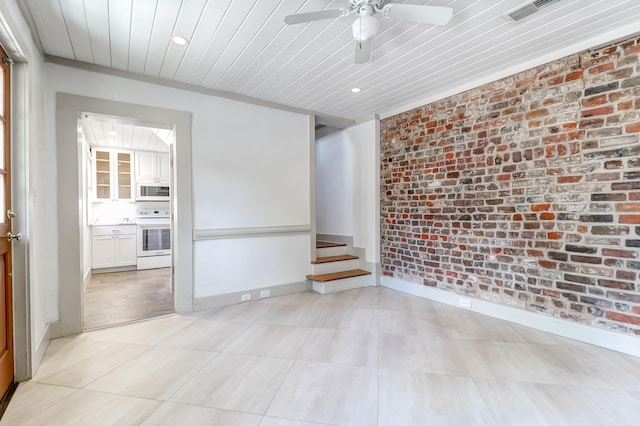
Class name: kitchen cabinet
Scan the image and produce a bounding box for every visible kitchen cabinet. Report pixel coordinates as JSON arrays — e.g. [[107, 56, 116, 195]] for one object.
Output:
[[94, 149, 133, 201], [135, 151, 170, 184], [92, 225, 137, 270]]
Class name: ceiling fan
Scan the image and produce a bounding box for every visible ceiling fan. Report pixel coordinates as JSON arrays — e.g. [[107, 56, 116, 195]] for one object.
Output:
[[284, 0, 453, 64]]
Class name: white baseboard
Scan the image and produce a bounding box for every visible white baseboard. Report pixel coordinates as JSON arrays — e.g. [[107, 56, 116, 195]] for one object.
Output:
[[382, 276, 640, 358], [31, 321, 58, 379], [193, 280, 312, 311]]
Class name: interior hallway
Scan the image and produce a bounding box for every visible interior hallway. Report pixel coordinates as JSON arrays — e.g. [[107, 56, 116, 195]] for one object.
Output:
[[4, 287, 640, 425]]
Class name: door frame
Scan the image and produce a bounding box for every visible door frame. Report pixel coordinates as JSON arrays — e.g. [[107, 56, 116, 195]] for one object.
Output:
[[55, 94, 193, 336]]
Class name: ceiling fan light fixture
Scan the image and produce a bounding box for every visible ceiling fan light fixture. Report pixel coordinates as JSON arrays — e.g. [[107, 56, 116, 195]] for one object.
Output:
[[352, 14, 378, 42]]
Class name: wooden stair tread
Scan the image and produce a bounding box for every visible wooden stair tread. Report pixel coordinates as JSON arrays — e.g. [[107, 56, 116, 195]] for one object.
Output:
[[307, 269, 371, 282], [311, 255, 359, 264], [316, 241, 347, 248]]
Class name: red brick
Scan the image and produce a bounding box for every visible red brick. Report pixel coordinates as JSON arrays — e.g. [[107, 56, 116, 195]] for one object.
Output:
[[531, 204, 551, 212], [548, 232, 563, 240], [588, 62, 615, 74], [625, 123, 640, 133], [582, 95, 607, 107], [565, 70, 582, 81], [606, 311, 640, 326], [581, 106, 614, 117], [616, 203, 640, 212], [624, 44, 640, 55], [540, 213, 555, 220], [620, 215, 640, 224], [558, 175, 582, 183]]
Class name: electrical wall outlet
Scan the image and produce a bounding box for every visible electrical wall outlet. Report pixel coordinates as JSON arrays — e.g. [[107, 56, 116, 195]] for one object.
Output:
[[459, 298, 471, 308], [260, 289, 271, 298], [241, 293, 251, 302]]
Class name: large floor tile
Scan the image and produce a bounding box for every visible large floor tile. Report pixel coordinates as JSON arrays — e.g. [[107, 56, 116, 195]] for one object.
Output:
[[509, 323, 587, 345], [531, 343, 640, 390], [267, 361, 377, 425], [378, 370, 497, 426], [587, 388, 640, 426], [79, 314, 196, 345], [6, 389, 161, 426], [141, 402, 262, 426], [297, 328, 378, 367], [85, 346, 217, 400], [378, 309, 448, 337], [170, 353, 292, 414], [158, 317, 251, 351], [313, 306, 379, 332], [0, 382, 78, 425], [32, 337, 150, 388], [224, 323, 311, 359], [475, 379, 618, 426], [259, 417, 330, 426], [456, 340, 570, 384], [378, 333, 468, 376], [259, 297, 327, 327], [436, 310, 526, 342], [378, 288, 440, 313]]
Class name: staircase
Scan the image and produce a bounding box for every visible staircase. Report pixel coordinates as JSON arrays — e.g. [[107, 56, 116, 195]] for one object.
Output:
[[307, 241, 372, 294]]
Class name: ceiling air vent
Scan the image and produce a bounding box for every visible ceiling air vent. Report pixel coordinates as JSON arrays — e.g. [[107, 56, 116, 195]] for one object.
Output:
[[504, 0, 563, 23]]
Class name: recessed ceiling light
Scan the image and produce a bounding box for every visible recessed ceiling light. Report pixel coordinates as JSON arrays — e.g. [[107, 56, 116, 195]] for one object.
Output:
[[351, 87, 361, 93], [172, 36, 188, 45]]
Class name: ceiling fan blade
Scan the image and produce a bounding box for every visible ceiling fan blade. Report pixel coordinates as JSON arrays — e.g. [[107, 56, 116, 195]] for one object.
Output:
[[284, 9, 346, 25], [383, 4, 453, 25], [354, 39, 373, 65]]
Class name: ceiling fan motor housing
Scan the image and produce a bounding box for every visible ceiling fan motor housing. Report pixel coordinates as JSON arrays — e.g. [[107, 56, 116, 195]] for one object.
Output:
[[352, 4, 379, 41]]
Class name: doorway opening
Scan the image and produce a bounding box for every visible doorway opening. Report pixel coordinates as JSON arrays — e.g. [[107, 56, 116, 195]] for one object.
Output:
[[78, 112, 175, 330]]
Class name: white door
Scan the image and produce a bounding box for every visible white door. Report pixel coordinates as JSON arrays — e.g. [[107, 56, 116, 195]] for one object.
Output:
[[115, 234, 137, 266], [92, 236, 116, 269]]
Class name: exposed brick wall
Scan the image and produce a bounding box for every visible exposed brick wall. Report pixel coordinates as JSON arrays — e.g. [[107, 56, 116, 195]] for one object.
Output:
[[380, 36, 640, 336]]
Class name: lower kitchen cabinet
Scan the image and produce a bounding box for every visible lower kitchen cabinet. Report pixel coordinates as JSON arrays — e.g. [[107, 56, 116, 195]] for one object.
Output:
[[92, 225, 137, 270]]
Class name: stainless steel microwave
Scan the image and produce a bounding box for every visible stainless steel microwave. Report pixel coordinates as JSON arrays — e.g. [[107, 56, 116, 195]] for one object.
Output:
[[136, 183, 170, 201]]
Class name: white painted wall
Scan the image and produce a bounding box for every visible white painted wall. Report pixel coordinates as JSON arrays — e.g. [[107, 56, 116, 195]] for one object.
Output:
[[315, 120, 380, 264], [194, 235, 310, 297], [193, 101, 309, 229], [315, 128, 353, 237], [44, 63, 312, 302]]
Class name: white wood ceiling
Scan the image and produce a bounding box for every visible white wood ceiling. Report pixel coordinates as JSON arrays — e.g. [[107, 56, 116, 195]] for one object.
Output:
[[80, 114, 172, 152], [20, 0, 640, 121]]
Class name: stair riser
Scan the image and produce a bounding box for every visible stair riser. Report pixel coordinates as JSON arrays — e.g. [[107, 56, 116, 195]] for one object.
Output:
[[311, 259, 360, 275], [316, 246, 347, 257], [312, 274, 373, 295]]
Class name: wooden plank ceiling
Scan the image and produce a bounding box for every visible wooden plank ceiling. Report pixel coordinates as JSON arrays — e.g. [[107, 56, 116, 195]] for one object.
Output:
[[20, 0, 640, 121]]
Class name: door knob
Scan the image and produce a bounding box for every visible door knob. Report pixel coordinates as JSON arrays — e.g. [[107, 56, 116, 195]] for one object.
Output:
[[6, 210, 15, 220], [6, 232, 21, 242]]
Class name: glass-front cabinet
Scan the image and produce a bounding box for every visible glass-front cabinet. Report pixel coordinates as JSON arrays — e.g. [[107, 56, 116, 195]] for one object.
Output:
[[93, 149, 133, 201]]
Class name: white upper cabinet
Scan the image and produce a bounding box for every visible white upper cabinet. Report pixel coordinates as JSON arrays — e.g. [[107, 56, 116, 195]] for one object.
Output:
[[94, 149, 134, 202], [135, 151, 170, 184]]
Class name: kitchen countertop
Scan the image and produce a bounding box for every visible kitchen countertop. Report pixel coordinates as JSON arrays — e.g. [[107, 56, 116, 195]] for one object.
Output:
[[90, 218, 137, 226]]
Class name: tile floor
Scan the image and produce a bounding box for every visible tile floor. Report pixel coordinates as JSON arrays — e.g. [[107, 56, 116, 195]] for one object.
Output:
[[3, 287, 640, 425], [84, 268, 175, 329]]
